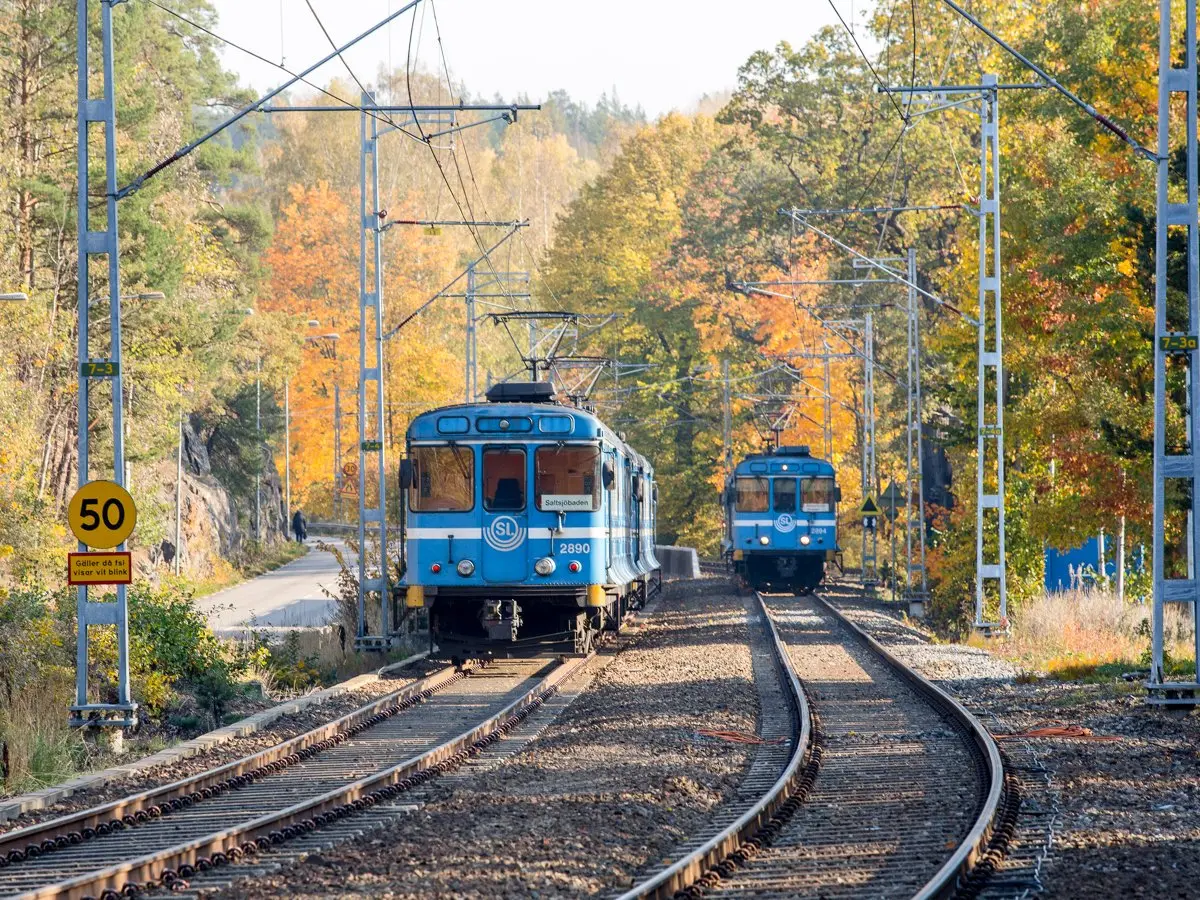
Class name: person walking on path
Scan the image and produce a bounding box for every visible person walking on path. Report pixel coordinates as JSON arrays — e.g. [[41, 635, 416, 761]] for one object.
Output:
[[291, 509, 307, 542]]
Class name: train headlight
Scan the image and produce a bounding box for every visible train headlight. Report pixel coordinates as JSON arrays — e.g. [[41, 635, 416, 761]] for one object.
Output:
[[800, 535, 811, 546], [759, 536, 770, 545], [534, 557, 556, 576], [456, 559, 475, 577]]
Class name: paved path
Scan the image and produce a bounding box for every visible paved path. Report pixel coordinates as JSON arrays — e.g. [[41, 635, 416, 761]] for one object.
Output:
[[202, 539, 355, 636]]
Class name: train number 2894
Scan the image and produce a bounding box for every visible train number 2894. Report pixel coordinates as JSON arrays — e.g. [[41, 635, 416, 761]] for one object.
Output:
[[559, 542, 591, 554]]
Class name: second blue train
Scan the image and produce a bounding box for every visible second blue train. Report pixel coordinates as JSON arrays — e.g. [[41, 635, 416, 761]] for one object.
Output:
[[721, 445, 841, 593]]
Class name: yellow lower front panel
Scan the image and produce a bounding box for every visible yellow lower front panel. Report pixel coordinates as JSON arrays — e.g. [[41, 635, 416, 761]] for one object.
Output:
[[405, 585, 425, 608], [733, 549, 744, 561], [587, 584, 607, 607]]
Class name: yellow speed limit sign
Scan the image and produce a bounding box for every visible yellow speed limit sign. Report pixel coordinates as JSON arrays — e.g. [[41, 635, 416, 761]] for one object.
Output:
[[68, 480, 137, 549]]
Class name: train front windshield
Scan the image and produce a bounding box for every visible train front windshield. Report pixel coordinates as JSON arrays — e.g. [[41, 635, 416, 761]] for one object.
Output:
[[410, 445, 474, 511], [801, 477, 835, 512], [535, 445, 600, 511], [484, 448, 526, 510], [734, 476, 770, 512]]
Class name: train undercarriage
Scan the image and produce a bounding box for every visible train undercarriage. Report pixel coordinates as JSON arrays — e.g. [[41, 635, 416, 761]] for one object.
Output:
[[735, 552, 826, 595], [427, 577, 659, 657]]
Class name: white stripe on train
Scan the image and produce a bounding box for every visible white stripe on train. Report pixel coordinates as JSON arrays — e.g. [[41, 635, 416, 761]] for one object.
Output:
[[407, 527, 628, 540]]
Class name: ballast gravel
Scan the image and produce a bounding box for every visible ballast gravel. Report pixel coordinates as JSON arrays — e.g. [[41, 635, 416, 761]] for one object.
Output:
[[212, 580, 762, 899], [0, 660, 444, 836], [827, 584, 1200, 900]]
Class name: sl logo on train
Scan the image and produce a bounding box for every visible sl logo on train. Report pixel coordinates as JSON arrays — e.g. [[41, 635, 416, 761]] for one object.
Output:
[[485, 516, 526, 552]]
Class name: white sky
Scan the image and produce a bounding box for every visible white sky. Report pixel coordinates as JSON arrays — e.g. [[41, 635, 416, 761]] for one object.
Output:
[[207, 0, 861, 116]]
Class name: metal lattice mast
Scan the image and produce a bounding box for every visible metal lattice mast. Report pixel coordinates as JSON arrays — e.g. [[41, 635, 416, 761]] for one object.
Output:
[[465, 262, 477, 401], [862, 312, 879, 587], [357, 93, 389, 645], [860, 77, 1010, 630], [73, 0, 135, 728], [822, 341, 833, 461], [1150, 0, 1200, 703], [333, 383, 343, 521], [974, 75, 1006, 630], [722, 358, 733, 473], [905, 248, 929, 607]]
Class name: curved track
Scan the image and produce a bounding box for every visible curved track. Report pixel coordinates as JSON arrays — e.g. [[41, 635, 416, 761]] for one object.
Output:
[[624, 590, 1005, 900], [0, 656, 588, 900]]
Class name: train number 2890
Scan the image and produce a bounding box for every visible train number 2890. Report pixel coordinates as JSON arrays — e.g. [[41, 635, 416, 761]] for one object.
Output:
[[559, 542, 591, 554]]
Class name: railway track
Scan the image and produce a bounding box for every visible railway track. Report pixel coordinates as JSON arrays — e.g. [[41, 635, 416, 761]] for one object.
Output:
[[623, 590, 1007, 900], [0, 655, 589, 900]]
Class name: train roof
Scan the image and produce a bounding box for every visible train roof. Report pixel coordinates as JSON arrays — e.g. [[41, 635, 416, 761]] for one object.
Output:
[[731, 445, 835, 477], [406, 385, 653, 472]]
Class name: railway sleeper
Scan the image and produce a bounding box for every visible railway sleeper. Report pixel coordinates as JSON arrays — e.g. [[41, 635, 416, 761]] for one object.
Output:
[[75, 672, 572, 900], [0, 667, 473, 872]]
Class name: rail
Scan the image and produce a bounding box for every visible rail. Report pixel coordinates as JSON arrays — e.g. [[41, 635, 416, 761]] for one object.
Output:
[[0, 664, 462, 865], [621, 588, 1005, 899], [812, 594, 1006, 899], [617, 591, 811, 899], [2, 656, 589, 900]]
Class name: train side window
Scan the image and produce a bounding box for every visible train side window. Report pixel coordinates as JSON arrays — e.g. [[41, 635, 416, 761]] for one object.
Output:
[[801, 477, 835, 512], [410, 445, 474, 511], [484, 447, 527, 511], [773, 478, 798, 513], [734, 476, 769, 512], [535, 445, 599, 511]]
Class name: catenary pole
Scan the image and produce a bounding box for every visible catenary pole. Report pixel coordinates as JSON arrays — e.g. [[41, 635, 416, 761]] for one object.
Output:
[[863, 75, 1008, 631], [255, 356, 262, 542], [73, 0, 135, 730], [466, 262, 477, 401], [905, 248, 928, 614], [175, 411, 183, 576], [1149, 0, 1200, 704], [358, 92, 390, 647], [285, 380, 291, 538]]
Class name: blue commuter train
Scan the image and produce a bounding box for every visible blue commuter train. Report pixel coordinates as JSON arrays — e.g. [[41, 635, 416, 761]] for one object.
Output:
[[721, 445, 841, 593], [399, 382, 660, 654]]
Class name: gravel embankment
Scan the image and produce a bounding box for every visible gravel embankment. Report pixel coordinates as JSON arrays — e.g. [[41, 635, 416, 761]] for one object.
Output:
[[214, 579, 763, 899], [0, 659, 445, 836], [827, 583, 1200, 899]]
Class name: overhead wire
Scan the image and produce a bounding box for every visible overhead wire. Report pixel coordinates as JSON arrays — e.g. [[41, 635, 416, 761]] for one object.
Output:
[[426, 0, 567, 313], [403, 2, 520, 310], [938, 0, 1154, 161], [873, 0, 916, 251], [301, 0, 434, 147], [931, 14, 973, 200], [826, 0, 907, 121], [146, 0, 422, 140]]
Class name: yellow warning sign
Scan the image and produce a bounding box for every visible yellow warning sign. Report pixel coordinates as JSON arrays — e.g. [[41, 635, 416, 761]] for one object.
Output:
[[67, 480, 137, 549], [859, 496, 881, 516], [68, 551, 132, 585]]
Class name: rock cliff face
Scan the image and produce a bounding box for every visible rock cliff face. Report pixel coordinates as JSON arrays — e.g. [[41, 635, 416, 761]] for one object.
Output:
[[138, 415, 287, 579]]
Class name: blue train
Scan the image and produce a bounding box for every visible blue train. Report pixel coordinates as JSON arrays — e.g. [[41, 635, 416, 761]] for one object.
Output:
[[721, 445, 841, 593], [398, 382, 660, 654]]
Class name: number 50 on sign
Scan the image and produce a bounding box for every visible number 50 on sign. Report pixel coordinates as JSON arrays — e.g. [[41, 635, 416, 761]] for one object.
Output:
[[68, 480, 137, 549]]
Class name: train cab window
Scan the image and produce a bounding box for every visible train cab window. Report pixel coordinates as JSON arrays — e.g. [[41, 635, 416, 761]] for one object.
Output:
[[535, 445, 600, 511], [410, 445, 474, 511], [734, 476, 770, 512], [484, 448, 527, 511], [801, 477, 835, 513], [773, 478, 798, 513]]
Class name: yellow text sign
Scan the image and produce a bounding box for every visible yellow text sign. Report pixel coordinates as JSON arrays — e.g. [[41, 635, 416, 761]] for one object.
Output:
[[68, 551, 132, 585], [68, 480, 137, 548]]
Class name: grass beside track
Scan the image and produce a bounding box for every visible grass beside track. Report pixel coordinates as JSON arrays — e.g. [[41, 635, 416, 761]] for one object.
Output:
[[971, 589, 1196, 682]]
